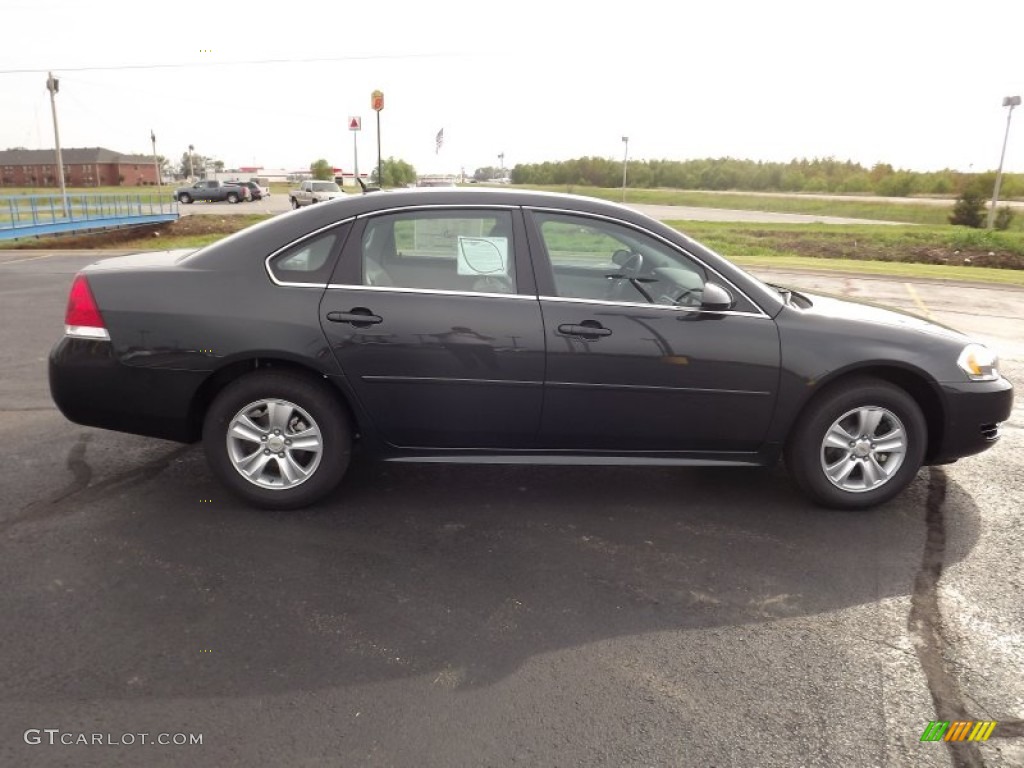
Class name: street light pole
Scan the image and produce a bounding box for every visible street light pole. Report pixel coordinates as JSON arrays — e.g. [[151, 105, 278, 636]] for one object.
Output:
[[151, 130, 161, 188], [498, 152, 504, 177], [621, 136, 629, 202], [188, 144, 195, 180], [46, 72, 68, 216], [987, 96, 1021, 230]]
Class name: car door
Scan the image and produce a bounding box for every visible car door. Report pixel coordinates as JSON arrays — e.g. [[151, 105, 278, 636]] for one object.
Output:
[[525, 209, 780, 453], [319, 206, 546, 449]]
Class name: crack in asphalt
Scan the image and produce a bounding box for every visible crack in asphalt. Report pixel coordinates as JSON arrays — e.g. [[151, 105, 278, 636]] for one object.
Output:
[[909, 468, 1001, 767], [3, 433, 193, 533]]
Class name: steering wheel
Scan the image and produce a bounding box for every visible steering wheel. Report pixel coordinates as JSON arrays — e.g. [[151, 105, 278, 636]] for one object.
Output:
[[606, 250, 643, 300]]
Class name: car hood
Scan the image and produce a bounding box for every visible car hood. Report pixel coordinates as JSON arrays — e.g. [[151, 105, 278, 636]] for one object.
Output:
[[794, 290, 969, 343]]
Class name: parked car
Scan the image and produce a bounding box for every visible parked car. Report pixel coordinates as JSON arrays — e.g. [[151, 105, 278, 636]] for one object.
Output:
[[175, 180, 250, 204], [290, 180, 344, 208], [49, 189, 1012, 511], [249, 179, 271, 198], [228, 180, 264, 200]]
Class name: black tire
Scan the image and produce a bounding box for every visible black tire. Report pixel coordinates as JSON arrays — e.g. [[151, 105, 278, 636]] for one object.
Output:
[[784, 377, 927, 510], [202, 371, 351, 510], [227, 193, 239, 204], [178, 193, 192, 204], [290, 197, 300, 209]]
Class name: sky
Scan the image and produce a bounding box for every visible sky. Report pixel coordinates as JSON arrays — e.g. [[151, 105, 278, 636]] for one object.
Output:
[[2, 0, 1023, 178]]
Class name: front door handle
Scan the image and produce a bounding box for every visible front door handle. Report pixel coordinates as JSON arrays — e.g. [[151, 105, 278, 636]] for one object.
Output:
[[327, 308, 383, 327], [557, 321, 612, 339]]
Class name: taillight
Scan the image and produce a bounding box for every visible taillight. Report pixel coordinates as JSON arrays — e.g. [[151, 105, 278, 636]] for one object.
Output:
[[65, 274, 109, 340]]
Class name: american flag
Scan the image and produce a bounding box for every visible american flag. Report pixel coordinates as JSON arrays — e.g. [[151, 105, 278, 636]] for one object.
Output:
[[435, 128, 444, 154]]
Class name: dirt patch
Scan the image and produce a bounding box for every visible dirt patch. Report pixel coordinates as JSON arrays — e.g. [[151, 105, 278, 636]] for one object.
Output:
[[10, 215, 262, 250], [753, 232, 1024, 270]]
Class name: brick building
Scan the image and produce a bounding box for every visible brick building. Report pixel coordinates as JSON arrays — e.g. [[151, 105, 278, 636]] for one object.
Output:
[[0, 147, 159, 188]]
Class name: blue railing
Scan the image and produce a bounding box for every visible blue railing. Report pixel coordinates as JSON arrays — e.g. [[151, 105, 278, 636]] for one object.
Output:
[[0, 192, 179, 240]]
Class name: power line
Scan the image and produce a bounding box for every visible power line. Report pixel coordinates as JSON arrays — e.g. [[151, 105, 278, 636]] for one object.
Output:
[[0, 52, 489, 76]]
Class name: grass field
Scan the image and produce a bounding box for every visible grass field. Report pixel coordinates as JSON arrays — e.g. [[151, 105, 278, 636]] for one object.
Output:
[[671, 221, 1024, 286], [516, 184, 1024, 229], [5, 188, 1024, 287]]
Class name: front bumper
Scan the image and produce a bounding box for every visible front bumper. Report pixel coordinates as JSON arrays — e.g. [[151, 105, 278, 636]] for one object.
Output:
[[929, 377, 1014, 464]]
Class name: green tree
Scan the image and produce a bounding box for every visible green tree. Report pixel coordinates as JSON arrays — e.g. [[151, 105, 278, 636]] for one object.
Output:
[[949, 188, 986, 228], [156, 155, 172, 180], [179, 151, 210, 178], [473, 166, 502, 181], [310, 159, 334, 181], [371, 157, 417, 187], [993, 206, 1015, 231]]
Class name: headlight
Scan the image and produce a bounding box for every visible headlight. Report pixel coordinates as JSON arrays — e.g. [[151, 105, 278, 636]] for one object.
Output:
[[957, 344, 1000, 381]]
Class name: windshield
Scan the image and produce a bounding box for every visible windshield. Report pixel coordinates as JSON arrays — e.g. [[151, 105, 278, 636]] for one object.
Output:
[[312, 182, 340, 192]]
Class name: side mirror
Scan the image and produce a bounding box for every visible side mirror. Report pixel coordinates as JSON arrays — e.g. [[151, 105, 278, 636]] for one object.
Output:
[[700, 282, 734, 311]]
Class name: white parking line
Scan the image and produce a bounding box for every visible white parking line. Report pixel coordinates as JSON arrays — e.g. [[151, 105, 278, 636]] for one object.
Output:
[[0, 253, 56, 266]]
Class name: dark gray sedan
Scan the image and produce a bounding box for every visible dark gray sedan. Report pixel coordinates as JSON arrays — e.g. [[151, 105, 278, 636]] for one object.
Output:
[[49, 189, 1013, 510]]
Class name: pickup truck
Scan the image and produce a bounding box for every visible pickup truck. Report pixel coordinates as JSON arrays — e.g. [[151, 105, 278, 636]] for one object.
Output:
[[175, 180, 250, 204], [289, 181, 345, 208]]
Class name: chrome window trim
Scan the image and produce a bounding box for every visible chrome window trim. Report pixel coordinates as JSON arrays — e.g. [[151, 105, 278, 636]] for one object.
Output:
[[65, 324, 110, 340], [334, 205, 525, 298], [325, 283, 537, 301], [354, 203, 520, 218], [264, 217, 356, 288], [525, 206, 770, 318], [537, 295, 770, 319]]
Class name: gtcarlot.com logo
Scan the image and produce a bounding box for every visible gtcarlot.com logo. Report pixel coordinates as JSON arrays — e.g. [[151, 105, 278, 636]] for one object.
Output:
[[920, 721, 997, 742], [24, 729, 203, 747]]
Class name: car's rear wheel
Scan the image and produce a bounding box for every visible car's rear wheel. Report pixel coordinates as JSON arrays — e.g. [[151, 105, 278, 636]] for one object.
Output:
[[178, 193, 192, 204], [203, 371, 351, 509], [227, 193, 239, 204], [784, 378, 927, 509]]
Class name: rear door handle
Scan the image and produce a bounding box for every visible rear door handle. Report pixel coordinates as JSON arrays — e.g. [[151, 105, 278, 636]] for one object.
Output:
[[557, 322, 612, 339], [327, 308, 383, 326]]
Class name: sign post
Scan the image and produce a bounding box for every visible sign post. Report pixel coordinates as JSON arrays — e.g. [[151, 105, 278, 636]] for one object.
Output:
[[348, 116, 361, 187], [371, 90, 384, 187]]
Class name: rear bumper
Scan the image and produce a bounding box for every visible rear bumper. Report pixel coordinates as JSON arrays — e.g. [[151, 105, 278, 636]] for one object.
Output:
[[49, 337, 205, 443], [929, 377, 1014, 464]]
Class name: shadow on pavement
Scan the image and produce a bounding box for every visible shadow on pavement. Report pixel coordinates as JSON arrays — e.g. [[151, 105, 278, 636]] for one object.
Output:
[[0, 451, 981, 702]]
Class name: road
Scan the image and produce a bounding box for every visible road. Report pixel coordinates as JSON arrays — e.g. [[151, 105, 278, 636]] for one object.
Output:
[[178, 194, 907, 225], [0, 252, 1021, 767]]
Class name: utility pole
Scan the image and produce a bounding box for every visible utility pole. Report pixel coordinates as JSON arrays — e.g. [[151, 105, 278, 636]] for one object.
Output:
[[150, 130, 161, 188], [621, 136, 629, 202], [188, 144, 195, 180], [498, 152, 505, 176], [987, 95, 1021, 230], [46, 72, 68, 216]]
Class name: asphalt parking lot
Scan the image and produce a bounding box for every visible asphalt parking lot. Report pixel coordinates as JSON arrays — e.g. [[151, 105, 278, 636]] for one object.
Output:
[[1, 251, 1022, 767]]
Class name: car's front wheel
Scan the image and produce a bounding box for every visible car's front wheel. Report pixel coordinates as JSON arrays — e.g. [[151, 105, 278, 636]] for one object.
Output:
[[290, 197, 300, 209], [784, 378, 927, 509], [178, 193, 192, 204], [203, 371, 351, 509], [227, 193, 239, 204]]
